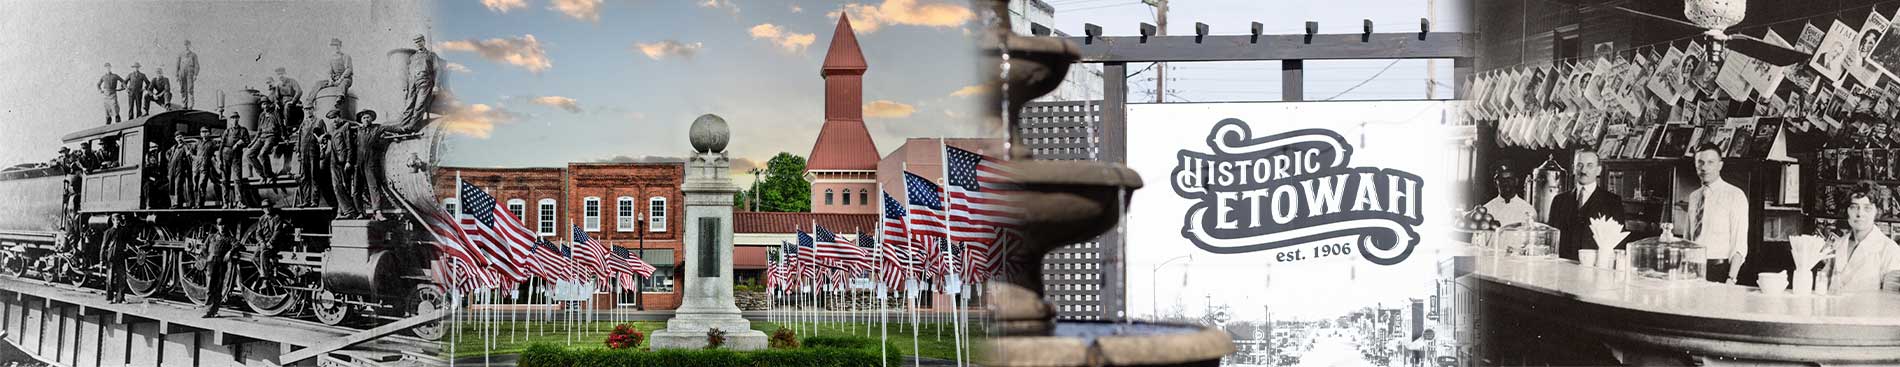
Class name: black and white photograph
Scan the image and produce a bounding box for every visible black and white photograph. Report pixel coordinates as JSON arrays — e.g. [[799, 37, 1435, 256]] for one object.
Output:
[[1465, 0, 1900, 365]]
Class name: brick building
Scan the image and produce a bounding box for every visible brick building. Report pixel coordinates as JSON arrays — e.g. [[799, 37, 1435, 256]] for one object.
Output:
[[808, 14, 881, 215], [435, 162, 686, 310]]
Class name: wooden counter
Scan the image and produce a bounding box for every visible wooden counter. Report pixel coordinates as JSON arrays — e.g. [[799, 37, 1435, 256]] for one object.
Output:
[[1463, 254, 1900, 366]]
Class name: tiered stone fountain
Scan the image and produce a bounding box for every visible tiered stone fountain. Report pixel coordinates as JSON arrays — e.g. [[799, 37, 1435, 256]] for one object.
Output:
[[976, 1, 1234, 366]]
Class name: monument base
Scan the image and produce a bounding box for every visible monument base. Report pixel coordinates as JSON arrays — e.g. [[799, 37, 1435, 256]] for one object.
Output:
[[649, 313, 768, 351]]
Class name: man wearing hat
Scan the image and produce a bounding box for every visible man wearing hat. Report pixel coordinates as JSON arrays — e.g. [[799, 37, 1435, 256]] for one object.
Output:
[[97, 63, 124, 124], [314, 38, 353, 96], [325, 107, 361, 218], [352, 110, 390, 218], [176, 40, 199, 109], [1481, 162, 1537, 226], [168, 129, 197, 208], [101, 213, 140, 304], [248, 100, 282, 180], [294, 108, 334, 207], [400, 34, 437, 128], [124, 63, 148, 117], [220, 111, 250, 208], [193, 126, 221, 207], [270, 67, 302, 115]]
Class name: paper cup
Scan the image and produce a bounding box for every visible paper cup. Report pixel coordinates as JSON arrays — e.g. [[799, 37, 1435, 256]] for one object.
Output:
[[1759, 272, 1789, 294]]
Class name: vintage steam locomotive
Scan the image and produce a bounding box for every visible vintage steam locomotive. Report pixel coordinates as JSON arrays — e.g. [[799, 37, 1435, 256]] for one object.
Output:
[[0, 85, 447, 340]]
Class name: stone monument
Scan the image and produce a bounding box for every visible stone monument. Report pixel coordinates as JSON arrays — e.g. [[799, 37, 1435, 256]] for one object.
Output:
[[649, 113, 769, 350]]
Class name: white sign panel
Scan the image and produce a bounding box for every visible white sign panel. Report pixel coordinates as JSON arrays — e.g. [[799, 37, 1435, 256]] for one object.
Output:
[[1125, 101, 1461, 323]]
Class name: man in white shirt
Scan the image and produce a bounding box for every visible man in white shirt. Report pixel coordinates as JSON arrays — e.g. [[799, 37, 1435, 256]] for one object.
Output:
[[1831, 183, 1900, 292], [1687, 145, 1749, 284], [1481, 163, 1537, 226]]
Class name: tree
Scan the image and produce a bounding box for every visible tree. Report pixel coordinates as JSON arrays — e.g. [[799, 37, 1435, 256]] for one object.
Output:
[[748, 152, 811, 212]]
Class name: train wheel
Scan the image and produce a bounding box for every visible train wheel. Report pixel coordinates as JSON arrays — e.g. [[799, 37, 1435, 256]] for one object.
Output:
[[311, 286, 352, 326], [177, 229, 215, 307], [239, 252, 299, 317], [124, 227, 169, 297], [61, 257, 90, 288], [407, 286, 447, 341]]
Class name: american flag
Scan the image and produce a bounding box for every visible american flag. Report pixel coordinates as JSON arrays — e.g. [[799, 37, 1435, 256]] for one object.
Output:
[[608, 246, 656, 291], [903, 172, 946, 283], [946, 146, 1015, 282], [531, 239, 583, 282], [944, 145, 1018, 237], [814, 225, 870, 272], [458, 180, 536, 284], [878, 193, 913, 292], [571, 225, 610, 278], [795, 229, 820, 287], [774, 241, 797, 293]]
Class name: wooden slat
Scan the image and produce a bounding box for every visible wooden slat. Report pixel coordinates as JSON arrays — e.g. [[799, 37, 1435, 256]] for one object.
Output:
[[1067, 32, 1473, 63], [278, 309, 445, 364]]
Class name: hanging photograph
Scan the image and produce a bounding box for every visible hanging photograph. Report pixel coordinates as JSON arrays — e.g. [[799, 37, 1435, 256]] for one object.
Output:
[[1812, 20, 1861, 83], [1648, 46, 1685, 101], [1848, 11, 1890, 85]]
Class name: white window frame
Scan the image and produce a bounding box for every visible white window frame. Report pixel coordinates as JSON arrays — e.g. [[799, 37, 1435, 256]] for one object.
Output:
[[583, 196, 602, 232], [506, 199, 526, 224], [824, 189, 834, 205], [537, 198, 557, 236], [616, 196, 636, 232], [442, 198, 460, 218], [842, 188, 852, 205], [859, 189, 868, 206], [648, 196, 667, 232]]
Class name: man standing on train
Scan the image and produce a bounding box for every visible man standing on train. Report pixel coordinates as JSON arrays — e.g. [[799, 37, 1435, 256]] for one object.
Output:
[[176, 40, 199, 110], [248, 102, 282, 180], [326, 107, 360, 218], [124, 63, 148, 118], [102, 214, 138, 304], [193, 126, 220, 208], [98, 63, 124, 124], [220, 111, 250, 208], [201, 219, 237, 318], [168, 129, 196, 208]]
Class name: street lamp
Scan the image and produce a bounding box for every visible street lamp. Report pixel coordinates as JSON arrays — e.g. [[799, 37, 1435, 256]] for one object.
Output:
[[1150, 254, 1192, 319], [636, 210, 646, 311]]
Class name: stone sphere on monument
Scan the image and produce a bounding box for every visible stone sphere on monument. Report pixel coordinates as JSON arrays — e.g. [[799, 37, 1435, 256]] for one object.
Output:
[[689, 113, 730, 153]]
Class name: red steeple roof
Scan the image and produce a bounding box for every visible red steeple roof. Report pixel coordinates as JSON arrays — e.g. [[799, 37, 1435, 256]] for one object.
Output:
[[821, 14, 867, 75], [808, 13, 878, 172]]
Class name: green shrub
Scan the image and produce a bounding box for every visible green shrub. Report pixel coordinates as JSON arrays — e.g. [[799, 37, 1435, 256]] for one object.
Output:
[[518, 335, 902, 367]]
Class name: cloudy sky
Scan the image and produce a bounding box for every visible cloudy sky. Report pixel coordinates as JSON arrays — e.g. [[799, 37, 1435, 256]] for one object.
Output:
[[432, 0, 991, 181]]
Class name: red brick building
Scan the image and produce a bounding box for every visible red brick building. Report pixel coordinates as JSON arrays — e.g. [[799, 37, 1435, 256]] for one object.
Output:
[[435, 162, 686, 310], [808, 14, 881, 215]]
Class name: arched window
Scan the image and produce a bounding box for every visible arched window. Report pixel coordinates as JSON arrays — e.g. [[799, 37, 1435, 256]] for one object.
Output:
[[583, 197, 602, 231], [537, 198, 557, 236], [616, 196, 636, 232], [648, 197, 668, 232], [442, 198, 460, 217], [824, 189, 834, 205], [859, 189, 868, 206], [842, 188, 851, 205], [506, 199, 526, 224]]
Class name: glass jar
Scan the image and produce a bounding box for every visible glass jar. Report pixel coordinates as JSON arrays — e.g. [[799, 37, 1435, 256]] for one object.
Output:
[[1495, 221, 1559, 259], [1629, 225, 1707, 281]]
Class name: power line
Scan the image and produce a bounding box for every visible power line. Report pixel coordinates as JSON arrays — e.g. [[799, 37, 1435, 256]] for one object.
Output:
[[1320, 60, 1403, 101]]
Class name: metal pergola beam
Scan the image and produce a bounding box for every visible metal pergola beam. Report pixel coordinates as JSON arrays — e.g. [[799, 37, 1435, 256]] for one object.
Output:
[[1065, 32, 1474, 63]]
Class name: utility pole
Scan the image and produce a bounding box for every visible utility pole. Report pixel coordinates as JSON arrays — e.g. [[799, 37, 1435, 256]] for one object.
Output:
[[1145, 0, 1168, 103], [748, 168, 765, 212], [1426, 0, 1438, 99]]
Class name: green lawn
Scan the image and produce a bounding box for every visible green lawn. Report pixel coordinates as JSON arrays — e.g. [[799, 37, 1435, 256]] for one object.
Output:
[[445, 318, 987, 361]]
